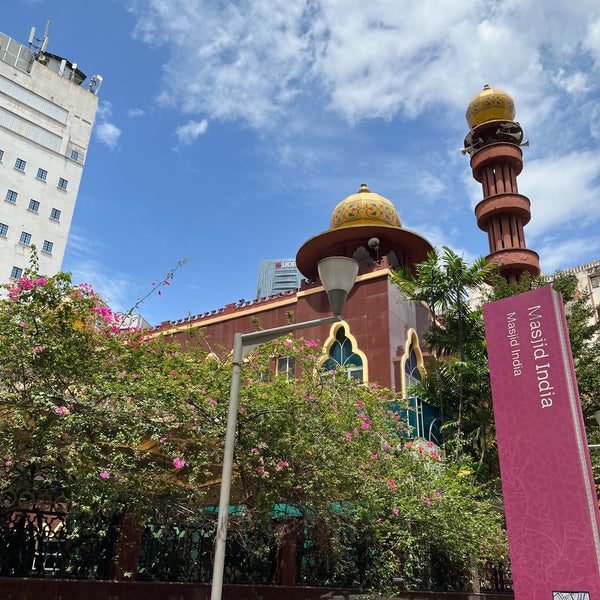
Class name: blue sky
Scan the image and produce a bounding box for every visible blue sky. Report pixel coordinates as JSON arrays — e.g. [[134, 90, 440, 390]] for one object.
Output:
[[7, 0, 600, 325]]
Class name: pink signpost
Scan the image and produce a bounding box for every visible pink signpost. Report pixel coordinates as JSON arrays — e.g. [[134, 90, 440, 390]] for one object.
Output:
[[484, 286, 600, 599]]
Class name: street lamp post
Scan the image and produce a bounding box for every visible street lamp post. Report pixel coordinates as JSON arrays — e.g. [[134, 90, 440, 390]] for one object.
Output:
[[210, 256, 359, 600]]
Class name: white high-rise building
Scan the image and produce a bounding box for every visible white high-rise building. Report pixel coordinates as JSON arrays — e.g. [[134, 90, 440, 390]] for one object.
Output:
[[0, 28, 100, 284]]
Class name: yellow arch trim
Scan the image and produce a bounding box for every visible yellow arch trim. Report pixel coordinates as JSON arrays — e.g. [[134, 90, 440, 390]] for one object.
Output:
[[318, 319, 369, 384], [399, 328, 425, 398]]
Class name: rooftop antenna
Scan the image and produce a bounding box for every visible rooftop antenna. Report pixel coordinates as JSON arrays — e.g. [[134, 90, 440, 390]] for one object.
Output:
[[29, 20, 51, 56]]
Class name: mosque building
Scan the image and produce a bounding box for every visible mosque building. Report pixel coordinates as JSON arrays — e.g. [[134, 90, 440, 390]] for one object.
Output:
[[154, 86, 537, 442]]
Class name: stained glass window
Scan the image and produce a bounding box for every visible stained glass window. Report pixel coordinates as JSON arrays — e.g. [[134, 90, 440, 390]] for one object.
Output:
[[323, 326, 363, 382], [404, 348, 422, 390]]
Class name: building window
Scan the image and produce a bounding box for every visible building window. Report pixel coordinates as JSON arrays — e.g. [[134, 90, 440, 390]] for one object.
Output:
[[28, 199, 40, 213], [277, 356, 295, 379], [19, 231, 32, 246], [58, 178, 68, 190], [5, 189, 17, 204], [10, 266, 23, 280], [323, 326, 364, 382], [36, 168, 48, 181], [14, 158, 26, 172], [404, 348, 422, 390], [70, 150, 79, 161], [0, 149, 4, 161], [50, 208, 61, 221], [42, 240, 53, 254], [590, 275, 600, 289], [0, 223, 8, 237], [400, 329, 425, 398]]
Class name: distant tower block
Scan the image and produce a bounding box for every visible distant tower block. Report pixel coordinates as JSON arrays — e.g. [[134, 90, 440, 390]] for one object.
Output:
[[463, 85, 540, 283]]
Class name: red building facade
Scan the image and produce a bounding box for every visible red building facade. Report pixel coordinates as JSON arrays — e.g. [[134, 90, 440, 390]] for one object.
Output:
[[154, 184, 434, 399]]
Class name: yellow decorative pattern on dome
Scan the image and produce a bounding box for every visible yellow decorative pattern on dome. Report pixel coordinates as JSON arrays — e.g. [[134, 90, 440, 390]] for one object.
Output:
[[466, 85, 515, 129], [330, 184, 402, 230]]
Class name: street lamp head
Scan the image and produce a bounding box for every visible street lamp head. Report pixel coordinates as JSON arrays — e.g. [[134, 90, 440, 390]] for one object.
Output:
[[317, 256, 359, 316]]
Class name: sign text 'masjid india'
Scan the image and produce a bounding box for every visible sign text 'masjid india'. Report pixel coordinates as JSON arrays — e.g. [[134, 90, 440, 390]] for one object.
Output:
[[484, 286, 600, 599]]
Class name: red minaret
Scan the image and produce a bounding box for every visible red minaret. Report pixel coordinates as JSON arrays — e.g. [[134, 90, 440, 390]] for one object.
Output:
[[463, 85, 540, 282]]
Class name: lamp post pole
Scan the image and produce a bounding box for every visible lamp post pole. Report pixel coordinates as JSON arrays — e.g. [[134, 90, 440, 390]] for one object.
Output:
[[210, 256, 359, 600]]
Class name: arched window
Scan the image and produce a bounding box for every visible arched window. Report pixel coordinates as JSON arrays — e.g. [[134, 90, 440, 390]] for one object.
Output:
[[404, 348, 422, 391], [323, 326, 364, 382]]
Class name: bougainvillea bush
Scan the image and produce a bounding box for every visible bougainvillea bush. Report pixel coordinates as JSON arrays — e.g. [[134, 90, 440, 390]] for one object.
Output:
[[0, 269, 505, 590]]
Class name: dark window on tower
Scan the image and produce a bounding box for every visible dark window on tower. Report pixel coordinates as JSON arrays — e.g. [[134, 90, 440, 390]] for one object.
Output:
[[50, 208, 61, 221], [28, 199, 40, 213], [14, 158, 26, 172], [10, 266, 23, 280], [37, 168, 48, 181]]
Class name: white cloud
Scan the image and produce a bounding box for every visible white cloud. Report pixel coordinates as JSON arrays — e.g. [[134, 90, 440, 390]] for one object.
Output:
[[69, 258, 133, 311], [96, 100, 113, 120], [538, 237, 600, 272], [584, 17, 600, 67], [65, 231, 137, 311], [517, 151, 600, 238], [127, 0, 600, 128], [553, 69, 589, 95], [95, 122, 122, 149], [95, 100, 122, 149], [175, 119, 208, 145], [127, 107, 145, 117]]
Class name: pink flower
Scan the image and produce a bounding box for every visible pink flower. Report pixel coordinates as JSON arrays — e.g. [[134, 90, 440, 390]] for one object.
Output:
[[371, 383, 379, 390], [159, 437, 167, 443], [434, 491, 442, 498], [370, 453, 379, 461], [360, 421, 371, 430], [427, 441, 434, 448], [304, 339, 318, 349], [4, 460, 13, 467], [275, 459, 289, 470], [243, 379, 252, 387], [130, 373, 138, 380], [423, 497, 432, 506], [383, 453, 392, 460], [383, 443, 392, 451], [250, 447, 259, 454], [356, 400, 365, 409], [257, 466, 269, 477], [172, 457, 186, 469], [99, 470, 110, 480], [389, 480, 397, 492], [306, 395, 316, 402], [209, 398, 218, 406], [283, 339, 293, 349], [345, 432, 352, 442], [429, 451, 441, 461], [238, 407, 246, 414], [35, 278, 47, 286], [18, 321, 27, 328], [170, 369, 178, 376], [417, 445, 425, 452], [392, 506, 399, 515], [33, 346, 45, 353], [54, 406, 70, 416], [405, 442, 413, 449], [352, 427, 358, 434]]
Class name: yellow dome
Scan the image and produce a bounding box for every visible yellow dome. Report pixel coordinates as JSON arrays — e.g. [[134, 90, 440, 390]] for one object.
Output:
[[466, 85, 515, 129], [330, 184, 401, 230]]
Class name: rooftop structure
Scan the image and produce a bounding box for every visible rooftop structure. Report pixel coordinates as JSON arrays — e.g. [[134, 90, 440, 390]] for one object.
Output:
[[0, 26, 101, 286], [463, 85, 540, 283]]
